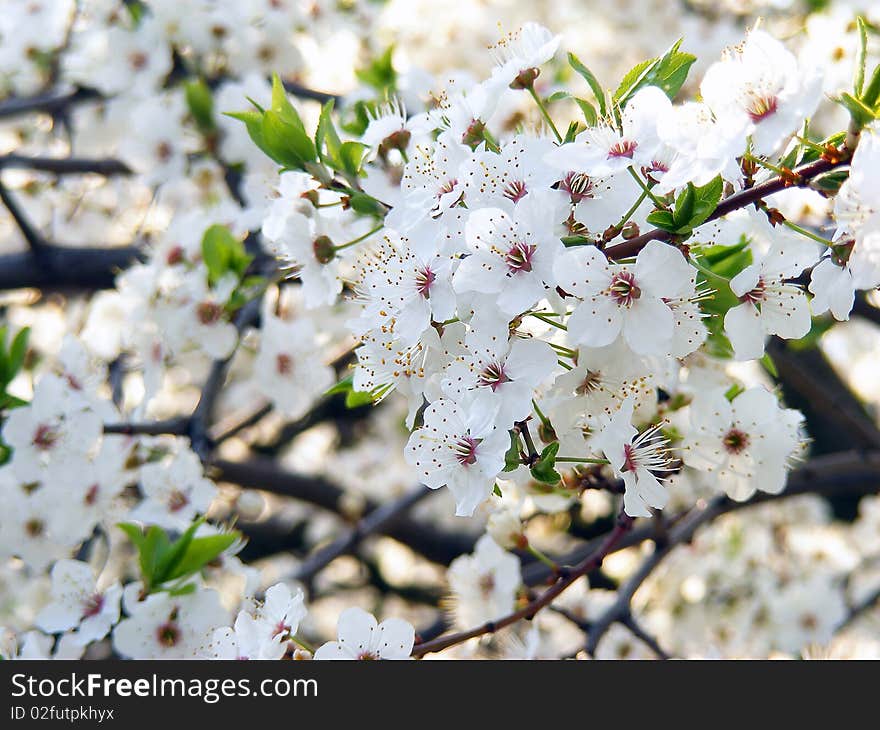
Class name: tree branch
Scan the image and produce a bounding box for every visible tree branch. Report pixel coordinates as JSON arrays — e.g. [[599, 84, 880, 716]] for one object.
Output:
[[412, 513, 634, 657], [291, 484, 433, 585], [604, 153, 845, 261], [0, 154, 132, 176], [211, 456, 477, 565]]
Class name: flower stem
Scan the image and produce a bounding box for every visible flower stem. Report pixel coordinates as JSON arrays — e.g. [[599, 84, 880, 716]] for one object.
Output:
[[335, 223, 384, 251], [528, 86, 562, 143], [555, 456, 610, 465]]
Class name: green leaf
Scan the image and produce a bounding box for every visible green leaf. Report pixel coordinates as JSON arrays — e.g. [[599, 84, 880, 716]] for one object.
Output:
[[856, 16, 869, 98], [325, 375, 375, 409], [316, 100, 342, 167], [672, 183, 695, 229], [503, 430, 521, 472], [201, 225, 236, 285], [8, 327, 29, 380], [225, 110, 269, 157], [646, 209, 677, 232], [270, 73, 306, 132], [152, 520, 203, 586], [338, 141, 369, 177], [838, 91, 877, 128], [658, 176, 723, 235], [760, 352, 779, 378], [574, 98, 597, 127], [614, 40, 695, 107], [530, 442, 561, 485], [348, 192, 387, 217], [568, 52, 607, 118], [724, 383, 745, 402], [165, 533, 238, 581], [355, 46, 397, 92], [345, 388, 374, 408], [261, 110, 311, 169], [493, 483, 503, 498], [184, 79, 215, 133]]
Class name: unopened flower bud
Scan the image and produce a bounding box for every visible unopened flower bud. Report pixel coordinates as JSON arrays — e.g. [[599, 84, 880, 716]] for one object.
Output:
[[510, 67, 540, 90], [312, 235, 336, 264], [301, 189, 321, 207], [621, 221, 640, 239], [461, 118, 487, 149], [236, 491, 265, 521], [487, 509, 526, 550]]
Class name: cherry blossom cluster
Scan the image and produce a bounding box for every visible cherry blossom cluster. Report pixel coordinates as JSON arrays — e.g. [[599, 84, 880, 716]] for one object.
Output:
[[2, 0, 880, 662]]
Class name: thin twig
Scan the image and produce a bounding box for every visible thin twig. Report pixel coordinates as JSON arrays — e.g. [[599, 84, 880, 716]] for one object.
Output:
[[291, 484, 434, 584], [412, 513, 634, 657]]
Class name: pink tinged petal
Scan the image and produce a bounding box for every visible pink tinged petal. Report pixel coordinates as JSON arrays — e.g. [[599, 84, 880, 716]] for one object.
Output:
[[566, 297, 623, 348], [724, 302, 765, 360], [622, 297, 674, 355]]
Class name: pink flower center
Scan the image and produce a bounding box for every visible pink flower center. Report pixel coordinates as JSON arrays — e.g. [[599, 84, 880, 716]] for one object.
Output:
[[276, 353, 293, 375], [739, 277, 766, 304], [722, 428, 750, 455], [559, 172, 594, 203], [746, 94, 778, 122], [156, 621, 181, 647], [196, 301, 224, 325], [82, 593, 105, 619], [32, 423, 59, 451], [84, 483, 100, 506], [609, 271, 642, 306], [167, 490, 190, 513], [477, 361, 510, 391], [505, 241, 536, 273], [437, 178, 458, 198], [607, 139, 638, 159], [502, 180, 528, 203], [453, 436, 480, 466], [416, 266, 436, 298], [622, 443, 638, 472]]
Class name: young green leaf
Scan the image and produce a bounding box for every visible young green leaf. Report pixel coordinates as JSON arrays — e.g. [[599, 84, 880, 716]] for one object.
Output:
[[568, 52, 607, 118], [530, 441, 561, 485]]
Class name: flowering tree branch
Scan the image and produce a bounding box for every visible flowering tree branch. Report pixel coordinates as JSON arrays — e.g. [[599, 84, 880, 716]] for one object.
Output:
[[412, 513, 635, 657], [604, 152, 846, 261]]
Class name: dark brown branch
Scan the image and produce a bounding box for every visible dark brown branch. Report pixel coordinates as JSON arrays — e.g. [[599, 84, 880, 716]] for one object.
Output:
[[103, 417, 189, 437], [0, 244, 143, 291], [585, 498, 727, 655], [0, 178, 48, 253], [211, 456, 477, 565], [620, 613, 672, 660], [188, 297, 262, 458], [291, 484, 433, 584], [412, 514, 634, 657], [0, 154, 132, 176], [524, 450, 880, 587], [0, 87, 101, 119]]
